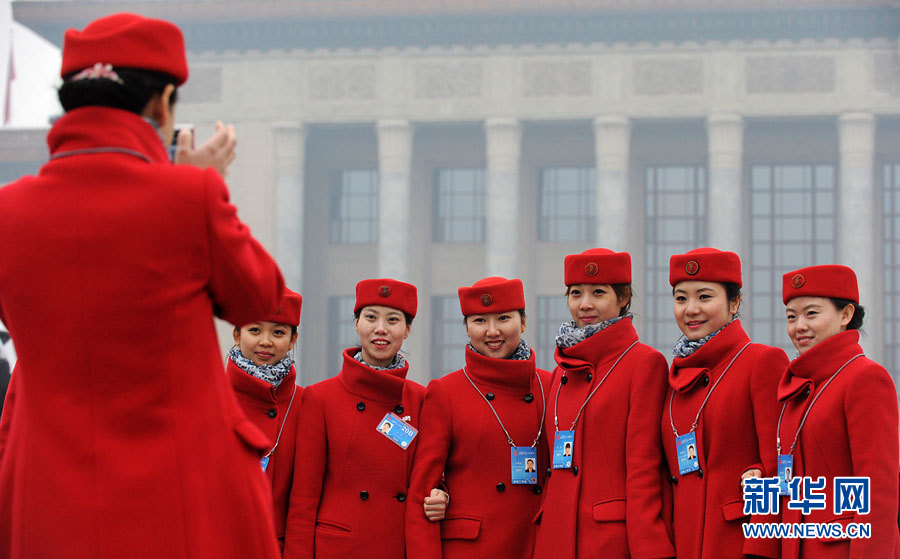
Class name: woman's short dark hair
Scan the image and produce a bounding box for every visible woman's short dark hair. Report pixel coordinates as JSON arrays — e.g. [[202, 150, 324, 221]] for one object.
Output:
[[830, 298, 865, 330], [723, 282, 742, 304], [353, 308, 414, 326], [58, 67, 179, 114], [463, 309, 526, 324]]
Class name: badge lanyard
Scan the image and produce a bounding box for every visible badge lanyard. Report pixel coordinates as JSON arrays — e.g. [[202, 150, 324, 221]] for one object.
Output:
[[463, 365, 547, 484], [260, 385, 298, 472], [668, 342, 751, 475], [775, 353, 864, 494], [551, 341, 638, 469]]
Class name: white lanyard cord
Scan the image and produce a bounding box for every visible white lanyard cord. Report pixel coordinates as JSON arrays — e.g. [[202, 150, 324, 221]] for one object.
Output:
[[463, 366, 547, 448], [776, 353, 864, 456], [669, 342, 752, 437], [264, 385, 298, 458], [553, 341, 639, 432]]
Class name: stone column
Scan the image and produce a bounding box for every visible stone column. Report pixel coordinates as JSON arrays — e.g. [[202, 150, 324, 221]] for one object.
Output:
[[273, 122, 307, 291], [593, 116, 631, 250], [376, 119, 414, 281], [485, 117, 522, 278], [706, 114, 744, 253], [838, 112, 879, 358]]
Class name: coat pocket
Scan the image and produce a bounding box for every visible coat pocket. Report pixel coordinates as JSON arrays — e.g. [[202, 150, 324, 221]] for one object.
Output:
[[592, 497, 626, 522], [440, 516, 482, 540], [721, 499, 749, 522], [817, 513, 856, 543], [233, 418, 271, 456], [315, 518, 352, 534]]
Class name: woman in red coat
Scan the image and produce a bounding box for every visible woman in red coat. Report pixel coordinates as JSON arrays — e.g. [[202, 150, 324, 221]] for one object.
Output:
[[777, 265, 900, 558], [661, 248, 788, 559], [532, 249, 674, 559], [284, 279, 429, 559], [0, 14, 283, 559], [228, 287, 304, 552], [406, 276, 551, 559]]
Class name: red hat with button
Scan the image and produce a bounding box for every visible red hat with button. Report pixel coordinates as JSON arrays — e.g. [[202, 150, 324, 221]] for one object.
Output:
[[564, 248, 631, 285], [782, 265, 858, 305], [669, 247, 742, 287], [61, 13, 189, 86], [355, 278, 418, 318], [458, 277, 525, 316], [261, 288, 302, 327]]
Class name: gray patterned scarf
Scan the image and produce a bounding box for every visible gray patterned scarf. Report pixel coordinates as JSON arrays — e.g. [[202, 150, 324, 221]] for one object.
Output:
[[353, 350, 407, 371], [468, 339, 533, 360], [228, 346, 294, 387], [672, 316, 737, 358], [555, 314, 631, 350]]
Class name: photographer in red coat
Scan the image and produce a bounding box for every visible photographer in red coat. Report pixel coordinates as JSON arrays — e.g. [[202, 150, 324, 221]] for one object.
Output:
[[777, 265, 900, 558], [228, 287, 304, 552], [284, 279, 441, 559], [532, 249, 674, 559], [406, 277, 550, 559], [660, 248, 788, 559], [0, 13, 283, 559]]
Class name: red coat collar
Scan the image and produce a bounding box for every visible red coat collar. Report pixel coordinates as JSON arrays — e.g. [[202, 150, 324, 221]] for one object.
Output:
[[777, 330, 862, 402], [554, 316, 639, 375], [226, 358, 297, 404], [47, 106, 170, 164], [338, 347, 409, 403], [463, 344, 536, 391], [669, 320, 750, 394]]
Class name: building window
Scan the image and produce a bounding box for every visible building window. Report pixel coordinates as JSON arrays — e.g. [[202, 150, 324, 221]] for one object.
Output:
[[433, 168, 486, 243], [538, 167, 596, 242], [535, 295, 572, 372], [749, 164, 836, 353], [432, 296, 467, 378], [327, 296, 359, 375], [644, 165, 707, 354], [330, 170, 378, 244], [884, 164, 900, 373]]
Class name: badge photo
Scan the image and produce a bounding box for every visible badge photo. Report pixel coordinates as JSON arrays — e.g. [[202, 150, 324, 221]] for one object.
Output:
[[510, 446, 538, 485], [778, 454, 793, 496], [676, 432, 700, 475], [552, 430, 575, 469], [376, 412, 418, 450]]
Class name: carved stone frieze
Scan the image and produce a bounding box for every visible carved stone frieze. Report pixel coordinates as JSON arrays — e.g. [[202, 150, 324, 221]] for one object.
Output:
[[308, 64, 376, 101], [414, 61, 483, 99], [522, 60, 591, 97], [633, 59, 703, 95], [746, 55, 835, 94]]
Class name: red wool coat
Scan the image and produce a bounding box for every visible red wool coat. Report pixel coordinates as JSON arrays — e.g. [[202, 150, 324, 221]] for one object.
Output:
[[532, 317, 675, 559], [406, 346, 550, 559], [0, 107, 284, 559], [227, 359, 303, 551], [660, 321, 788, 559], [776, 330, 900, 559], [283, 348, 425, 559]]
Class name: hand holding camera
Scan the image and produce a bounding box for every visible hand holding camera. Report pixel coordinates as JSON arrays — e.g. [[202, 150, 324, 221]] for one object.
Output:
[[173, 121, 237, 178]]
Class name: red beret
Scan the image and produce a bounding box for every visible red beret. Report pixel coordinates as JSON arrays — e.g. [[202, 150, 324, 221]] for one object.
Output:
[[782, 265, 859, 305], [355, 279, 418, 318], [61, 13, 189, 86], [459, 277, 525, 316], [261, 288, 302, 327], [669, 247, 742, 287], [564, 248, 631, 285]]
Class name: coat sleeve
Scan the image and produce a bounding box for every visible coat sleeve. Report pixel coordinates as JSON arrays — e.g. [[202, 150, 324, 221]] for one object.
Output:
[[845, 365, 899, 559], [625, 351, 676, 559], [283, 387, 328, 559], [405, 379, 453, 559], [743, 346, 790, 559], [202, 169, 284, 327]]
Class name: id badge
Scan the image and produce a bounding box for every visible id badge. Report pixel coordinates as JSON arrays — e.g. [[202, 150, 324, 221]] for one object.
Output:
[[260, 455, 270, 472], [553, 430, 575, 469], [376, 412, 418, 450], [778, 454, 793, 495], [675, 432, 700, 475], [510, 446, 538, 485]]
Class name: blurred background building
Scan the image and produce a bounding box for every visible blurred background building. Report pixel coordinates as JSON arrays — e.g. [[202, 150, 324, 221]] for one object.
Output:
[[5, 0, 900, 386]]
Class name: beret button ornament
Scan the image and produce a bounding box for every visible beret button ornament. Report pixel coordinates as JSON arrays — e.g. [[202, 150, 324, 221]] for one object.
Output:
[[481, 294, 493, 307], [685, 260, 700, 275], [791, 274, 805, 289], [378, 285, 391, 297], [584, 262, 599, 277]]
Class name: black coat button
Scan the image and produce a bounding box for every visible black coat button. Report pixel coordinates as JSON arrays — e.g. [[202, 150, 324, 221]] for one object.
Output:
[[703, 375, 710, 386], [360, 490, 369, 500], [803, 388, 811, 398], [670, 475, 678, 485], [496, 482, 506, 492], [394, 404, 404, 414], [532, 485, 542, 495], [395, 492, 407, 502], [572, 466, 579, 476], [586, 373, 593, 382], [560, 376, 568, 385], [267, 408, 277, 418], [356, 402, 366, 411], [546, 467, 552, 478], [524, 393, 534, 403], [486, 393, 495, 401]]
